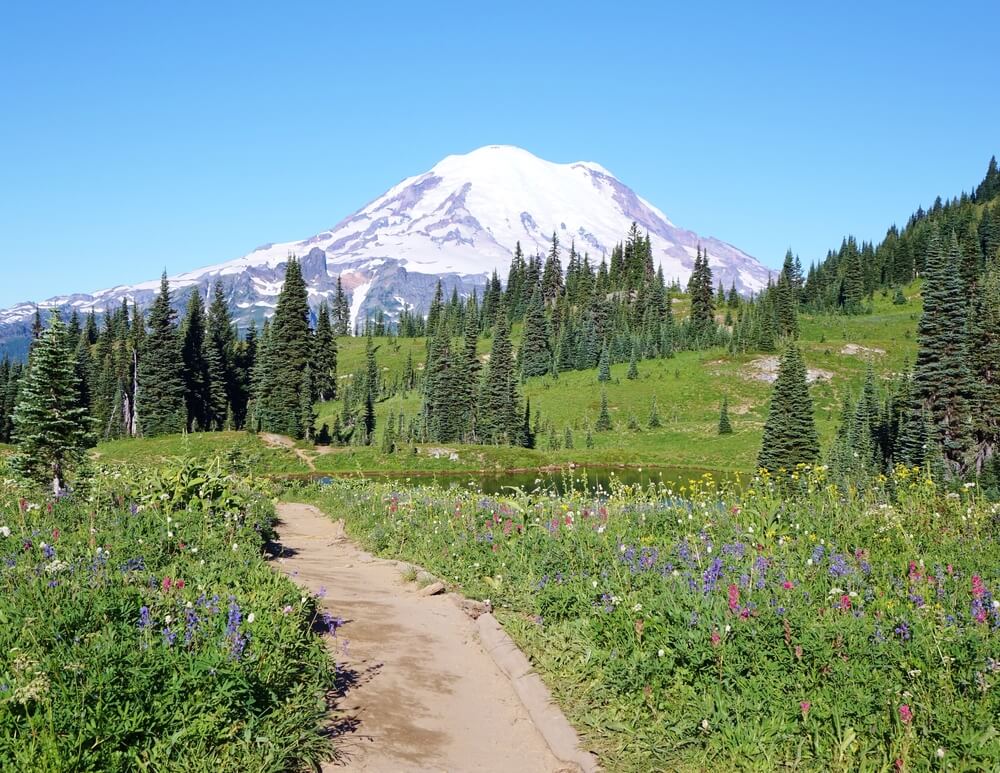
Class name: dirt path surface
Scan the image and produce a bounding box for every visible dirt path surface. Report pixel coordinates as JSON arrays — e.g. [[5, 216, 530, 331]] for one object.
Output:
[[273, 502, 572, 773], [261, 432, 318, 470]]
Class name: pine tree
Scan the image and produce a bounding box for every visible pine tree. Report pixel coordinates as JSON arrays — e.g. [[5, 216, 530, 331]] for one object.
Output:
[[139, 273, 186, 436], [518, 284, 552, 377], [757, 344, 819, 472], [968, 262, 1000, 473], [479, 314, 521, 445], [541, 233, 564, 303], [911, 229, 974, 473], [647, 397, 662, 428], [256, 258, 313, 438], [626, 342, 639, 380], [718, 397, 733, 435], [180, 289, 211, 431], [689, 246, 716, 336], [206, 281, 234, 429], [299, 365, 316, 440], [313, 301, 338, 401], [564, 426, 573, 449], [595, 390, 612, 431], [597, 344, 611, 382], [11, 312, 93, 493]]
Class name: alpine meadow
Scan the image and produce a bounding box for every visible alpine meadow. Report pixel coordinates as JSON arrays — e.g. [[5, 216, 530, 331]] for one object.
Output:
[[2, 5, 999, 770]]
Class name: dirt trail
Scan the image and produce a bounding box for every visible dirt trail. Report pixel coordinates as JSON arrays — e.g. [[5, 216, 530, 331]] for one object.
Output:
[[273, 502, 572, 773], [260, 432, 319, 471]]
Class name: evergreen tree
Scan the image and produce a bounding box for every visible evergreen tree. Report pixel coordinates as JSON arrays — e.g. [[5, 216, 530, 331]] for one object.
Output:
[[718, 397, 733, 435], [313, 301, 338, 401], [597, 344, 611, 382], [968, 262, 1000, 472], [180, 289, 211, 431], [256, 258, 313, 438], [479, 314, 521, 445], [911, 229, 974, 473], [206, 281, 235, 429], [626, 342, 639, 380], [11, 313, 93, 493], [757, 344, 819, 472], [647, 397, 662, 429], [595, 390, 612, 431], [139, 273, 186, 436], [564, 426, 573, 449], [518, 284, 552, 377]]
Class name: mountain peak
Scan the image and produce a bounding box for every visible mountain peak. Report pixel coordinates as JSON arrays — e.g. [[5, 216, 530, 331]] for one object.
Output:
[[0, 148, 773, 355]]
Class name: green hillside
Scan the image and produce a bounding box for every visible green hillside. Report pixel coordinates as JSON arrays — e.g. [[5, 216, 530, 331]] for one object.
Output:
[[97, 283, 921, 475]]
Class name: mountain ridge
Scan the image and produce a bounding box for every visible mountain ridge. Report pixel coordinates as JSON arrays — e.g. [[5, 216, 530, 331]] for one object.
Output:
[[0, 145, 771, 356]]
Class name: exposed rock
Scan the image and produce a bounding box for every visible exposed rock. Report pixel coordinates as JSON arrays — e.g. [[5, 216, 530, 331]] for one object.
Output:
[[841, 343, 886, 356], [419, 581, 446, 597], [745, 356, 833, 384]]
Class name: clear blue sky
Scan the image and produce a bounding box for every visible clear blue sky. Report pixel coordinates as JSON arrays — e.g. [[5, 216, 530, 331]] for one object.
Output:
[[1, 2, 997, 307]]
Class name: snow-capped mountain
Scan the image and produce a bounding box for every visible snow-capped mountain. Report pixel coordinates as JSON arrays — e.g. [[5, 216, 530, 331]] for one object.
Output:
[[0, 145, 772, 356]]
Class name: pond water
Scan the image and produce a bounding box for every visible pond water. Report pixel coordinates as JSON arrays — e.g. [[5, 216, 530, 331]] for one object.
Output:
[[307, 466, 736, 495]]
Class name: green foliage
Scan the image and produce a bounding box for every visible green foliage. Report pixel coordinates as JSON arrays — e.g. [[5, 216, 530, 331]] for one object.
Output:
[[595, 390, 612, 432], [255, 258, 313, 438], [139, 273, 186, 436], [717, 396, 733, 435], [911, 229, 974, 474], [757, 344, 819, 471], [11, 313, 93, 491], [303, 471, 999, 771], [0, 464, 335, 771]]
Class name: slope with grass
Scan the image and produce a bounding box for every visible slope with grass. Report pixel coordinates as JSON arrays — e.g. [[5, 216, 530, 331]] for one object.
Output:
[[92, 285, 921, 476]]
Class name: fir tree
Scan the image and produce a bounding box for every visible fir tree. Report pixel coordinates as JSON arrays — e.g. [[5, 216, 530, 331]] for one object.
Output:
[[911, 229, 974, 473], [626, 342, 639, 379], [595, 390, 612, 431], [206, 281, 234, 429], [647, 397, 662, 429], [313, 301, 338, 402], [256, 258, 313, 438], [139, 273, 186, 436], [597, 344, 611, 382], [757, 344, 819, 471], [718, 396, 733, 435], [518, 284, 552, 378], [180, 289, 211, 431], [12, 312, 93, 493], [479, 314, 521, 445]]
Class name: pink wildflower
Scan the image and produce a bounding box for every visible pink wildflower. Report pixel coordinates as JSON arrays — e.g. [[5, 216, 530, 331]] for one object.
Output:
[[727, 583, 740, 612], [840, 594, 852, 611], [898, 704, 913, 725], [782, 580, 794, 590], [800, 701, 811, 718], [710, 630, 721, 647], [972, 575, 986, 599], [161, 577, 172, 592]]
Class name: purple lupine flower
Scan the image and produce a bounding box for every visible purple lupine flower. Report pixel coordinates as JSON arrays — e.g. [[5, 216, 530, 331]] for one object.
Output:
[[722, 542, 746, 559], [184, 608, 199, 645], [702, 557, 723, 593], [828, 553, 851, 577], [894, 620, 911, 641], [138, 606, 151, 630], [810, 545, 825, 564], [42, 544, 55, 559], [162, 627, 176, 647]]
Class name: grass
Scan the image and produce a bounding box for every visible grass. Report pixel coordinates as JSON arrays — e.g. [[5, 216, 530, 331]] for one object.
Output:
[[313, 283, 922, 473], [293, 466, 1000, 771], [0, 459, 337, 771], [97, 431, 309, 473], [95, 284, 922, 476]]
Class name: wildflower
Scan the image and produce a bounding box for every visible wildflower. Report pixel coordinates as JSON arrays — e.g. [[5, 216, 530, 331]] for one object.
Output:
[[800, 701, 811, 718], [138, 606, 151, 630], [657, 648, 665, 657], [247, 613, 255, 624], [972, 575, 986, 599], [898, 704, 913, 724], [710, 630, 721, 647], [782, 580, 794, 590], [161, 577, 172, 592], [936, 748, 945, 759], [727, 583, 740, 612], [282, 605, 293, 614], [0, 526, 9, 538]]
